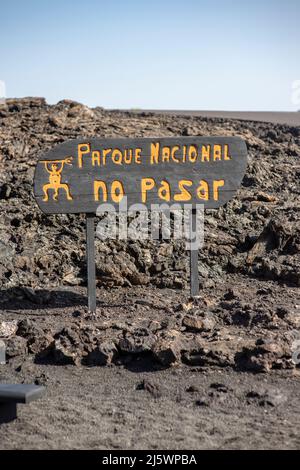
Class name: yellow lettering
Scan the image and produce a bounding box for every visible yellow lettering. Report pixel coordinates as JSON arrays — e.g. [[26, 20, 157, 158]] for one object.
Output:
[[92, 151, 100, 166], [111, 181, 124, 203], [171, 146, 180, 162], [162, 146, 170, 163], [213, 145, 222, 161], [150, 143, 159, 164], [141, 178, 155, 203], [94, 181, 107, 202], [188, 145, 197, 162], [135, 148, 142, 164], [102, 148, 111, 166], [124, 149, 132, 165], [112, 149, 122, 165], [197, 180, 209, 200], [224, 144, 231, 160], [174, 180, 192, 201], [213, 180, 225, 201], [77, 143, 90, 168], [201, 145, 210, 162], [158, 180, 171, 201]]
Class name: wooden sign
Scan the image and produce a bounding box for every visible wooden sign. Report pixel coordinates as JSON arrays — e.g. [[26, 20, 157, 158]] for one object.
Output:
[[34, 137, 248, 311], [34, 137, 247, 213]]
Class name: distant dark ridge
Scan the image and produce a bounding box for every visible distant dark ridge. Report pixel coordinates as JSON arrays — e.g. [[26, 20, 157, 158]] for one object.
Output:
[[117, 109, 300, 127]]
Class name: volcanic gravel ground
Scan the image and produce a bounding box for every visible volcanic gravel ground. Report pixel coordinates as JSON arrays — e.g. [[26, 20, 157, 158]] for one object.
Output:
[[0, 360, 300, 450]]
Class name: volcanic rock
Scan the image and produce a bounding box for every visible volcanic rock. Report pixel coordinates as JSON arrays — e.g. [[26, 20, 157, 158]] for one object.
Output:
[[246, 388, 287, 407], [5, 336, 28, 358], [152, 330, 182, 366], [0, 320, 18, 338], [0, 98, 300, 374], [136, 379, 162, 398], [118, 328, 156, 354], [235, 337, 293, 372], [85, 340, 118, 366], [53, 327, 82, 365], [182, 313, 216, 332]]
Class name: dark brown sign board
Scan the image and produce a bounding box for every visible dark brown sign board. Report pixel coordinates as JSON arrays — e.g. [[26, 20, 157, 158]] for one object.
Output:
[[34, 137, 248, 311]]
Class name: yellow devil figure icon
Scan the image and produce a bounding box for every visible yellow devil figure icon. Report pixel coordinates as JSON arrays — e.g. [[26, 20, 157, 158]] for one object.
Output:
[[41, 157, 73, 202]]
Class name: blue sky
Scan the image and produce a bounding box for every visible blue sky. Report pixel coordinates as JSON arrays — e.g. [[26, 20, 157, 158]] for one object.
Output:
[[0, 0, 299, 110]]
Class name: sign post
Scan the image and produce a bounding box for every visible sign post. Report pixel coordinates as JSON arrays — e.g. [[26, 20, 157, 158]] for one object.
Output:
[[34, 136, 248, 310], [86, 213, 96, 312], [190, 208, 199, 297]]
